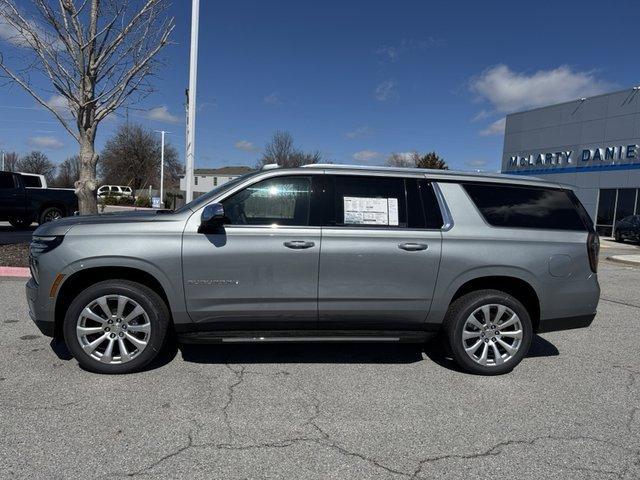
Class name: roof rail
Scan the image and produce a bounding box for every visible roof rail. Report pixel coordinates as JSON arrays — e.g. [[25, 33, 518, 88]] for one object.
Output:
[[261, 163, 280, 171], [301, 163, 334, 168]]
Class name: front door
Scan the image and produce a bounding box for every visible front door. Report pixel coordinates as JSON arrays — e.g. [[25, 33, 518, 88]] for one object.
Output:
[[0, 172, 25, 218], [182, 174, 322, 330], [318, 175, 443, 330]]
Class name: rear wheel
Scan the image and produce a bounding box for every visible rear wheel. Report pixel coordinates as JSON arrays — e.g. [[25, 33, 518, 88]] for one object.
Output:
[[63, 280, 171, 374], [443, 289, 532, 375], [8, 217, 32, 229], [39, 206, 64, 224]]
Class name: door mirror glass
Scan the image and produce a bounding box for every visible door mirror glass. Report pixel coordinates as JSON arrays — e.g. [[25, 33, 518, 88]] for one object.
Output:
[[199, 203, 226, 232]]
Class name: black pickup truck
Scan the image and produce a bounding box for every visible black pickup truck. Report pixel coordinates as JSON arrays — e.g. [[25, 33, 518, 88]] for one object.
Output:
[[0, 171, 78, 228]]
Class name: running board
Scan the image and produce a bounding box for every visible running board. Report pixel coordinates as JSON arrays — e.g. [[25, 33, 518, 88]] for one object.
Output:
[[177, 330, 435, 345]]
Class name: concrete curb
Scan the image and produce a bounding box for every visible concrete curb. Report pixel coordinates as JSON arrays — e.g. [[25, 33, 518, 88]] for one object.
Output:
[[0, 266, 30, 278], [606, 255, 640, 267]]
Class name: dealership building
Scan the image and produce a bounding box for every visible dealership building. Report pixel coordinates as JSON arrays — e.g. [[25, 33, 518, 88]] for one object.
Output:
[[502, 87, 640, 236]]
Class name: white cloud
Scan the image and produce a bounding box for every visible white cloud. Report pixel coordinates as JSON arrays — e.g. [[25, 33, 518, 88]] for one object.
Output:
[[0, 16, 63, 50], [28, 136, 64, 149], [352, 150, 381, 162], [235, 140, 258, 152], [345, 126, 374, 139], [263, 92, 282, 106], [466, 159, 489, 168], [374, 80, 397, 102], [471, 110, 491, 122], [44, 94, 73, 116], [479, 117, 506, 136], [470, 64, 614, 113], [143, 106, 181, 124]]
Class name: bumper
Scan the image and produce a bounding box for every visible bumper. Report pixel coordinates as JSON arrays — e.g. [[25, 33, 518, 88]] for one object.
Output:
[[26, 277, 56, 338], [537, 313, 596, 333]]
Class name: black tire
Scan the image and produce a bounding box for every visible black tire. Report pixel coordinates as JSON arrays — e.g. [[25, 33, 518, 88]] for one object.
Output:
[[8, 217, 32, 229], [63, 280, 171, 374], [614, 231, 624, 243], [39, 206, 64, 224], [443, 289, 532, 375]]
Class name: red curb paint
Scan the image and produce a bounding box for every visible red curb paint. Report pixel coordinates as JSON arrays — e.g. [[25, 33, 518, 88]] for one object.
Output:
[[0, 266, 30, 278]]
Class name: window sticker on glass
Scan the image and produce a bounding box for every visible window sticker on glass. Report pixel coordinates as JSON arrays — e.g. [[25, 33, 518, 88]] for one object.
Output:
[[343, 197, 399, 225]]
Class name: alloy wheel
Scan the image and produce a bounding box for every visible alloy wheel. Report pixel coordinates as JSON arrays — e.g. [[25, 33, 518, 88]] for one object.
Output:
[[76, 295, 151, 364], [44, 210, 62, 222], [461, 304, 523, 367]]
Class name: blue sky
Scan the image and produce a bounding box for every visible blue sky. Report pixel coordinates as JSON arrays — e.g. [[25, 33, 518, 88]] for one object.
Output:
[[0, 0, 638, 172]]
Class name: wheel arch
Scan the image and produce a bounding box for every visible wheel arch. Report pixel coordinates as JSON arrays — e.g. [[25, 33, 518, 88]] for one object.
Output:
[[449, 275, 541, 332], [54, 266, 172, 338]]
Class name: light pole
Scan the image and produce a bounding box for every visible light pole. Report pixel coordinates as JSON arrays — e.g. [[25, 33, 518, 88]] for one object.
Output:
[[185, 0, 200, 203], [156, 131, 170, 207]]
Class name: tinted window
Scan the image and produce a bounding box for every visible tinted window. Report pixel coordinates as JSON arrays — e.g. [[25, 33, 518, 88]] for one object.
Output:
[[419, 180, 444, 229], [405, 179, 444, 229], [616, 188, 636, 221], [464, 183, 587, 231], [21, 175, 42, 188], [330, 175, 407, 227], [597, 189, 616, 226], [222, 176, 312, 226], [0, 172, 15, 189]]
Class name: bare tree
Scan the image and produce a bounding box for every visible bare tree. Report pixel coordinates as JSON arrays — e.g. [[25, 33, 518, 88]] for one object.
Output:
[[386, 152, 415, 168], [16, 151, 57, 181], [0, 1, 174, 214], [52, 154, 80, 187], [257, 130, 322, 168], [386, 151, 448, 170], [2, 151, 19, 171], [99, 123, 182, 190]]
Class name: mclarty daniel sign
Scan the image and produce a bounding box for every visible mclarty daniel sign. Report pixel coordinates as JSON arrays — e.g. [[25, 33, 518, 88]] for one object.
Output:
[[508, 144, 639, 169]]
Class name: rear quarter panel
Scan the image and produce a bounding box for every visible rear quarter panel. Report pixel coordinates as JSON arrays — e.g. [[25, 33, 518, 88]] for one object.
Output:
[[427, 182, 599, 327]]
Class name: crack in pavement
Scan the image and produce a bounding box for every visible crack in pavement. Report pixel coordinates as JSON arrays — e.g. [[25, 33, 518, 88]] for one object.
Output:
[[601, 297, 640, 309], [113, 360, 640, 479], [410, 435, 640, 479]]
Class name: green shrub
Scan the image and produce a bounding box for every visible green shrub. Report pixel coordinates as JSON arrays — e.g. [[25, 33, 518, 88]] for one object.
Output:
[[135, 195, 152, 208]]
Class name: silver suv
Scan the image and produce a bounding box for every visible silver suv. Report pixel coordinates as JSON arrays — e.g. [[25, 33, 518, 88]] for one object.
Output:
[[26, 165, 600, 375]]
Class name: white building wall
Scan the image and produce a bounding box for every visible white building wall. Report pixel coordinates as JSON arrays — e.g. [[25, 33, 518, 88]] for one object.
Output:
[[179, 174, 238, 194]]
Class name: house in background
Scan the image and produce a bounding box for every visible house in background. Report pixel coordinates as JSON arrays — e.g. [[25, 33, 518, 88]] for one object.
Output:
[[180, 166, 254, 194]]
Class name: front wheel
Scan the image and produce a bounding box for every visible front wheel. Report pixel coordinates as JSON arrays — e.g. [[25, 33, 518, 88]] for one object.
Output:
[[443, 290, 532, 375], [63, 280, 171, 374]]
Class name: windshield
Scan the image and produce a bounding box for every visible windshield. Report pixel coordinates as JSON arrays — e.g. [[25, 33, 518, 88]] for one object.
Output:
[[175, 172, 260, 214]]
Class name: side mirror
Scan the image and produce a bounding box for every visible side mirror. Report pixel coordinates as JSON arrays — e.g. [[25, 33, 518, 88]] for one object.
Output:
[[199, 203, 227, 232]]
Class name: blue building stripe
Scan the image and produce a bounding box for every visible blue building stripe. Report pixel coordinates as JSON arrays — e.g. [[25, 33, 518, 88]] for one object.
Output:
[[505, 162, 640, 175]]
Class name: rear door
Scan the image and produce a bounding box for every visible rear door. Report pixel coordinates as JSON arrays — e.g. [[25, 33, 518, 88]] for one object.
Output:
[[318, 174, 443, 330], [0, 172, 25, 218]]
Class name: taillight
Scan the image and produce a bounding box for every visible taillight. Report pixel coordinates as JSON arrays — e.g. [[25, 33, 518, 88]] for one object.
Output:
[[587, 231, 600, 273]]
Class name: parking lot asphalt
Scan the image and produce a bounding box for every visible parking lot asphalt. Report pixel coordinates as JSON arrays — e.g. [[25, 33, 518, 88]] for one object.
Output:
[[0, 223, 36, 245], [0, 260, 639, 479]]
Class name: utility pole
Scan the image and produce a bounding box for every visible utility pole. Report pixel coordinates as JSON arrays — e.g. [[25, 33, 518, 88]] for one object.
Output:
[[156, 131, 170, 208], [185, 0, 200, 203]]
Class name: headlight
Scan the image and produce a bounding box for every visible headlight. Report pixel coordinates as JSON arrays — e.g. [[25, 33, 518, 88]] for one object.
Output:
[[30, 236, 64, 255], [29, 236, 64, 284]]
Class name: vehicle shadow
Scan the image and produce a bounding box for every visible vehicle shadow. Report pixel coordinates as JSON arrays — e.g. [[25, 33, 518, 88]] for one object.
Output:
[[50, 334, 559, 373], [424, 334, 560, 373], [180, 342, 425, 365]]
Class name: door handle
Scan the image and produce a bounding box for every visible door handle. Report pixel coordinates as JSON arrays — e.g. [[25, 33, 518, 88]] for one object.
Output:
[[398, 242, 428, 251], [284, 240, 315, 249]]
